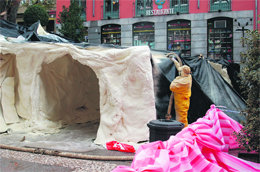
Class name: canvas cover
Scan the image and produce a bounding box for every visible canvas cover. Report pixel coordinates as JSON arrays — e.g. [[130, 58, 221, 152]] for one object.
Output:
[[0, 26, 156, 145], [0, 20, 246, 145]]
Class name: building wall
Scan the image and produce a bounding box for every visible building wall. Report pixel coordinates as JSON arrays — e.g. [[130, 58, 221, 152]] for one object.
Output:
[[56, 0, 70, 22], [56, 0, 258, 28], [56, 0, 258, 63]]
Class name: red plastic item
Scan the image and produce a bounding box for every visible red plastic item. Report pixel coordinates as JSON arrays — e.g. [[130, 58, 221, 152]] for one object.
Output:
[[106, 141, 136, 153]]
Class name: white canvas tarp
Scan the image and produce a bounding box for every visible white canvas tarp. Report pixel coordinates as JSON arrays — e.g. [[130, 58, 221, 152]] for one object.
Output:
[[0, 38, 156, 145]]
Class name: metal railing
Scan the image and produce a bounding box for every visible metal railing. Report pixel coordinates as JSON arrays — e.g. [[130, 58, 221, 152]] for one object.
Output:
[[170, 0, 189, 14], [103, 0, 119, 19], [103, 11, 119, 19], [210, 0, 231, 12], [135, 0, 153, 17]]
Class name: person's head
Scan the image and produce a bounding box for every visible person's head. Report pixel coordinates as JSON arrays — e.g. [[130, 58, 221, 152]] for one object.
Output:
[[179, 65, 191, 76]]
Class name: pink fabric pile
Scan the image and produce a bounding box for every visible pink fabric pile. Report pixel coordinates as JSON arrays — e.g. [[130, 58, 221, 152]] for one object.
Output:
[[112, 105, 260, 172]]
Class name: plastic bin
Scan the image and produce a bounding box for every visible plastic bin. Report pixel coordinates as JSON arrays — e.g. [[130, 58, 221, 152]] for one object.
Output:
[[147, 119, 184, 142]]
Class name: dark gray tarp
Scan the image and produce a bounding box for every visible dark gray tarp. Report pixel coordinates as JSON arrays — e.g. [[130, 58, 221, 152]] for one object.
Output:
[[0, 19, 69, 42], [154, 55, 246, 123]]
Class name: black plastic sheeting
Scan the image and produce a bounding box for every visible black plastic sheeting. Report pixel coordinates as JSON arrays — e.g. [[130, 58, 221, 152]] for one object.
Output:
[[0, 19, 246, 123], [154, 55, 246, 123], [0, 19, 69, 42]]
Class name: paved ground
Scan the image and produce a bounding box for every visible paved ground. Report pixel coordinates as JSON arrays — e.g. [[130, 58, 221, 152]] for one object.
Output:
[[0, 121, 133, 172], [1, 121, 258, 171], [0, 148, 131, 172]]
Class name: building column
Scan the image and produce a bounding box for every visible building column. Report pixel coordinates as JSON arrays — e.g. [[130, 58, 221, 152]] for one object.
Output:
[[121, 24, 132, 47], [190, 19, 207, 57], [154, 20, 167, 50], [88, 21, 101, 44]]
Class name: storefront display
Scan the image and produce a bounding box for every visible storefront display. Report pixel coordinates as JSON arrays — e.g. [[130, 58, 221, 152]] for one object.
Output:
[[133, 22, 155, 49], [101, 24, 121, 45], [207, 18, 233, 62], [167, 20, 191, 57]]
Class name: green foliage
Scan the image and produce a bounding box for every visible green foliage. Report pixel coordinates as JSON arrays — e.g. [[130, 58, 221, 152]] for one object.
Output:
[[236, 30, 260, 152], [21, 0, 55, 11], [58, 2, 85, 43], [23, 5, 49, 26]]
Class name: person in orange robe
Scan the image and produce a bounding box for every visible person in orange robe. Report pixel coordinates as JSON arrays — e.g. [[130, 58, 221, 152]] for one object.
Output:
[[169, 58, 192, 127]]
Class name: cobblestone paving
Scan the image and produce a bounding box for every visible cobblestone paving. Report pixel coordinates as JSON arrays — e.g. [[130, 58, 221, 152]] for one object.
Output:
[[0, 149, 129, 172]]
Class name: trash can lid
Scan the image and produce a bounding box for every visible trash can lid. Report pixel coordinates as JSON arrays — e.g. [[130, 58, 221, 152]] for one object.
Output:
[[147, 119, 184, 130]]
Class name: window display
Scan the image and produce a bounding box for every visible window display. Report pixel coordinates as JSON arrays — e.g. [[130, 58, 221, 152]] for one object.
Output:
[[101, 24, 121, 45], [133, 22, 155, 49], [207, 18, 233, 62], [167, 20, 191, 57]]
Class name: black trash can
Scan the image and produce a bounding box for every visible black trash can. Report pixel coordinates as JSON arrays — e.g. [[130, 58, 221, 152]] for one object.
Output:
[[147, 119, 184, 142]]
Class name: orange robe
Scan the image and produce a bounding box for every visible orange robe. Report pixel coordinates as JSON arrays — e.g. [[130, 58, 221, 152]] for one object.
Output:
[[170, 75, 192, 127]]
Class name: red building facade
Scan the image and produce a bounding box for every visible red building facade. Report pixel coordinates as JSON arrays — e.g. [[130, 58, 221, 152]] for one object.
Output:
[[56, 0, 259, 62]]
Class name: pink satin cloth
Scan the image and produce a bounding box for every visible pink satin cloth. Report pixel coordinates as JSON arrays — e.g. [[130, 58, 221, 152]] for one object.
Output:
[[112, 105, 260, 172]]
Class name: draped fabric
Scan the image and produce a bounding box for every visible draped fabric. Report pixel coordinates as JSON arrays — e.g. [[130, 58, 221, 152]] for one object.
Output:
[[112, 105, 260, 172]]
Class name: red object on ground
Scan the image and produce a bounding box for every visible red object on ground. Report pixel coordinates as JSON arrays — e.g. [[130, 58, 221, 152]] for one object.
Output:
[[106, 141, 136, 153]]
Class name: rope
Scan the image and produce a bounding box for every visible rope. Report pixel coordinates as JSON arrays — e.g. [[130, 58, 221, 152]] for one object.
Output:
[[0, 144, 134, 161]]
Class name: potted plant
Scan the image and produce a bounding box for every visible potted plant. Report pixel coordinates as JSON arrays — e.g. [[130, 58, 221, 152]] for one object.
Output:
[[235, 30, 259, 163]]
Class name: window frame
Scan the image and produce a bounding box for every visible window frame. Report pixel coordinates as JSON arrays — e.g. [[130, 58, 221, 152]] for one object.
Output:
[[71, 0, 86, 20], [207, 17, 233, 62], [132, 22, 155, 49], [101, 24, 121, 45], [210, 0, 231, 12], [167, 19, 191, 57], [169, 0, 189, 14], [135, 0, 153, 17], [103, 0, 119, 19]]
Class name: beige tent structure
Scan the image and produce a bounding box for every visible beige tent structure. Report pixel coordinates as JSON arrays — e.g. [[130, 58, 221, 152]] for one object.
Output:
[[0, 37, 156, 145]]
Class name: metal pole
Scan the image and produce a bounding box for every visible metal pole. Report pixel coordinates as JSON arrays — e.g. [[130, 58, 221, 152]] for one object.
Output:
[[256, 0, 258, 30], [93, 0, 95, 17]]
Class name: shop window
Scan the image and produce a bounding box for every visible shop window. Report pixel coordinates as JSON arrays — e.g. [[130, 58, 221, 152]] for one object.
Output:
[[71, 0, 86, 20], [170, 0, 189, 14], [135, 0, 153, 17], [133, 22, 155, 49], [103, 0, 119, 19], [208, 17, 233, 62], [210, 0, 231, 12], [101, 24, 121, 45], [167, 20, 191, 57]]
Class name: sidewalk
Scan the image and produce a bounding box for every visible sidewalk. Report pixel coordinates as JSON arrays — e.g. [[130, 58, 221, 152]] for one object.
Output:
[[0, 149, 125, 172], [0, 121, 133, 172]]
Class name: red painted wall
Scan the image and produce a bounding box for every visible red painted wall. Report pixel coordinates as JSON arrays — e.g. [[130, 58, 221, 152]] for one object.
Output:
[[119, 0, 134, 18], [232, 0, 254, 11], [56, 0, 70, 23], [56, 0, 259, 29], [87, 0, 103, 21], [232, 0, 259, 30], [189, 0, 208, 13]]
